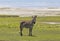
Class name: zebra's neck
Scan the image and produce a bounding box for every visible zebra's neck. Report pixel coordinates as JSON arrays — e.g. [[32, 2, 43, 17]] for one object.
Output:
[[31, 17, 36, 24]]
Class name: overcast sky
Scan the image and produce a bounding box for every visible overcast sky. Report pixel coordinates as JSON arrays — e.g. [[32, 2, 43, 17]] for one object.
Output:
[[0, 0, 60, 8]]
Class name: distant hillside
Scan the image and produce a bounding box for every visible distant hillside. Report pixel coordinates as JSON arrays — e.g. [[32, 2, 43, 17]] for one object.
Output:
[[0, 15, 19, 17], [0, 7, 60, 17]]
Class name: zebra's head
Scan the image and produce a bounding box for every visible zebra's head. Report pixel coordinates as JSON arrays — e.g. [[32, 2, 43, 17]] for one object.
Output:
[[32, 15, 37, 24]]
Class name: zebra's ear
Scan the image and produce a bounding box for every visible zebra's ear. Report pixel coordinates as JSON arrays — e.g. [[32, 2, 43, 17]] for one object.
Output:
[[35, 15, 37, 17], [32, 16, 33, 18]]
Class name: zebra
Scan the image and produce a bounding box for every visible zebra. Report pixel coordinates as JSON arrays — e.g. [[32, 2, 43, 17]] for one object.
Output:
[[20, 16, 37, 36]]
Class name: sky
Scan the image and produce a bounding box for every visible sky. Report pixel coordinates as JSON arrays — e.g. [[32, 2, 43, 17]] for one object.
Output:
[[0, 0, 60, 8]]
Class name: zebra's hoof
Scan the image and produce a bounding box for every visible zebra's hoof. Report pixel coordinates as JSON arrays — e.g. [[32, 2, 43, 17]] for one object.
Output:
[[20, 34, 23, 36]]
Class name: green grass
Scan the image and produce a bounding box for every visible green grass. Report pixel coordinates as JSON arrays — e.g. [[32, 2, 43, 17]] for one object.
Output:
[[0, 16, 60, 41]]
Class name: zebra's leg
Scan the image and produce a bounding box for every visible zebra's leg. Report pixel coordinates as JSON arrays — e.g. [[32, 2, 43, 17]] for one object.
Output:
[[20, 28, 23, 36], [29, 28, 32, 36]]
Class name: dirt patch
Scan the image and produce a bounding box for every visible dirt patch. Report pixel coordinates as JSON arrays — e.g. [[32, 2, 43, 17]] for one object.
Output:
[[41, 22, 60, 24]]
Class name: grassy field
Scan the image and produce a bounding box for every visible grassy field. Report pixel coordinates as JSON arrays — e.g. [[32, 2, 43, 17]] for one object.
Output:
[[0, 16, 60, 41]]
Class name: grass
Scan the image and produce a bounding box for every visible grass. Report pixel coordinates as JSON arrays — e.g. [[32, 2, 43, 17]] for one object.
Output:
[[0, 16, 60, 41]]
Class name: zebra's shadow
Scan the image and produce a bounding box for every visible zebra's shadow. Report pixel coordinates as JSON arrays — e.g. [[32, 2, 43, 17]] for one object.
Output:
[[19, 32, 37, 37], [30, 35, 37, 37], [21, 35, 37, 37]]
